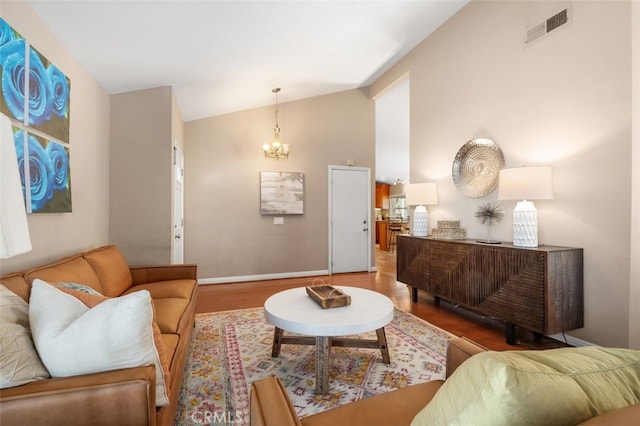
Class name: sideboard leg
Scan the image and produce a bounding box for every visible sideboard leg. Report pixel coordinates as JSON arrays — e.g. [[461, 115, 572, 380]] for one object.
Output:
[[506, 322, 517, 345], [411, 287, 418, 303]]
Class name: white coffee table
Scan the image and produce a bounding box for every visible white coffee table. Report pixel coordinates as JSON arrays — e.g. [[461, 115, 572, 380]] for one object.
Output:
[[264, 286, 394, 394]]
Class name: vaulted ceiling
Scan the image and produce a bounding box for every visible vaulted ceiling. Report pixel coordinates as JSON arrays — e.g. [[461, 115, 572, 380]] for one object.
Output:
[[27, 0, 468, 121]]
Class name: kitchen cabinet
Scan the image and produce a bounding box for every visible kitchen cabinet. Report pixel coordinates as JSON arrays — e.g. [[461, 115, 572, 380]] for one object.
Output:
[[376, 221, 388, 249], [375, 183, 389, 209]]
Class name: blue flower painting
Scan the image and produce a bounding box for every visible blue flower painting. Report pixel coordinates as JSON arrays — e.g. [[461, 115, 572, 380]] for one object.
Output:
[[28, 45, 70, 142], [0, 18, 26, 122], [1, 17, 70, 143], [13, 127, 72, 213], [48, 64, 70, 120], [3, 17, 72, 214]]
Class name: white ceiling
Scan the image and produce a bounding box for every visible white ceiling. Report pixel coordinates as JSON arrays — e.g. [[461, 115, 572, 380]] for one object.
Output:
[[26, 0, 468, 122]]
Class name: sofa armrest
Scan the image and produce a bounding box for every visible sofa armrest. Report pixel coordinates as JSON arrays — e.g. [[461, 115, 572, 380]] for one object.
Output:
[[250, 377, 302, 426], [446, 336, 487, 378], [577, 403, 640, 425], [130, 264, 197, 285], [0, 365, 156, 426]]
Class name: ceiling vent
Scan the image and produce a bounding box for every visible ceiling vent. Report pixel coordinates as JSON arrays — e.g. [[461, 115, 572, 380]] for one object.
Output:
[[525, 8, 570, 44]]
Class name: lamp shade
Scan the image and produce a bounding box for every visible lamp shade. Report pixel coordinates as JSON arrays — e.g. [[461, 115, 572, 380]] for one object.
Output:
[[405, 183, 438, 206], [497, 167, 553, 201]]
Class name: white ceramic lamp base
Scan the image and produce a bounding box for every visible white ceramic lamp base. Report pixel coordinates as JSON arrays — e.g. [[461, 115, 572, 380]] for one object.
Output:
[[512, 200, 538, 247], [412, 205, 429, 237]]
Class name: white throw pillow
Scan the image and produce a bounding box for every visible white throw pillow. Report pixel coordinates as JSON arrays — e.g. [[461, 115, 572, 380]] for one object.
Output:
[[0, 285, 49, 388], [28, 279, 169, 406]]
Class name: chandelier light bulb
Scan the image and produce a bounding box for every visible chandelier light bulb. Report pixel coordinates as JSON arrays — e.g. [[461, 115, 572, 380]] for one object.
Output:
[[261, 87, 290, 159]]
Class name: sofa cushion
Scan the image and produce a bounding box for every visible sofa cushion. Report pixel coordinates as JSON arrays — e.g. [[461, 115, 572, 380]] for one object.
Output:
[[51, 282, 172, 394], [82, 245, 133, 297], [161, 334, 180, 367], [28, 279, 170, 406], [152, 298, 190, 334], [24, 256, 102, 294], [52, 284, 173, 398], [54, 282, 103, 296], [412, 347, 640, 426], [124, 279, 196, 300], [54, 283, 106, 307], [0, 285, 49, 388], [161, 333, 182, 388], [0, 273, 30, 302]]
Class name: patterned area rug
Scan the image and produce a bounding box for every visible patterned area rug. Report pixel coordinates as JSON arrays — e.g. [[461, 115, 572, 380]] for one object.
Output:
[[175, 307, 455, 425]]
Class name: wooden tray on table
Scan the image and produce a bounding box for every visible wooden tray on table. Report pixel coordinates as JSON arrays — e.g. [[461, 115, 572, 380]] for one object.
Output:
[[306, 285, 351, 309]]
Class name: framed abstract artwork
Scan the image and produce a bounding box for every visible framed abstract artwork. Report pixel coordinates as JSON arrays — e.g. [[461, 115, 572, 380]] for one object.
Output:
[[260, 171, 304, 215]]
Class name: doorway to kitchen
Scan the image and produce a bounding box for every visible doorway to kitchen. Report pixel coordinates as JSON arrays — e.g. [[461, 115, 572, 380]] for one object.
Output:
[[374, 75, 410, 251]]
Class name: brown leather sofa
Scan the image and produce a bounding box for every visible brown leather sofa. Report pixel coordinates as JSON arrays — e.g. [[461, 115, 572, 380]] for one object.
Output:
[[0, 245, 199, 426], [250, 336, 640, 426]]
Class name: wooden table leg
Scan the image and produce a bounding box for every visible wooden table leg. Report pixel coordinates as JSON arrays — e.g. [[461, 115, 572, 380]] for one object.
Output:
[[271, 327, 284, 357], [376, 328, 390, 364], [315, 336, 331, 394]]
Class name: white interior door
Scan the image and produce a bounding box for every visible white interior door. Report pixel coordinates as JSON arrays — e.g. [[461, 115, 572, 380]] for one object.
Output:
[[172, 145, 184, 264], [329, 166, 371, 273]]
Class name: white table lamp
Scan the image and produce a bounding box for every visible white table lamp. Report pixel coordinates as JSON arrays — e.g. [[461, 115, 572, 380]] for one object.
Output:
[[497, 167, 553, 247], [405, 183, 438, 237]]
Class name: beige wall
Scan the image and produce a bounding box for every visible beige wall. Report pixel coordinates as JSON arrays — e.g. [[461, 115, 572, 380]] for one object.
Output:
[[3, 0, 635, 348], [631, 1, 639, 350], [110, 87, 176, 265], [0, 1, 111, 274], [371, 1, 632, 347], [184, 89, 374, 280]]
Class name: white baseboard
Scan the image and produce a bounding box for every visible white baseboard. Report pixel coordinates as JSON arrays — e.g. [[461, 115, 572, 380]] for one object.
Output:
[[549, 333, 596, 347], [198, 270, 330, 285]]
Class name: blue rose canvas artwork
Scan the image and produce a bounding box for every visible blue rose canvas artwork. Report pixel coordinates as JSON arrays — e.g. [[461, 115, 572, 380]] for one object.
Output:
[[13, 126, 72, 213], [1, 18, 70, 142], [28, 45, 71, 143], [0, 18, 26, 122], [2, 17, 72, 213]]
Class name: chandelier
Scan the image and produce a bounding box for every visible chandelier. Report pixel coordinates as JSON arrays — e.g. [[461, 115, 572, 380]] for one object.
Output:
[[262, 88, 290, 159]]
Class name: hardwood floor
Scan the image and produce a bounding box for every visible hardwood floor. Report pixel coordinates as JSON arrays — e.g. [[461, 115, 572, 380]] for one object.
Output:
[[196, 247, 567, 351]]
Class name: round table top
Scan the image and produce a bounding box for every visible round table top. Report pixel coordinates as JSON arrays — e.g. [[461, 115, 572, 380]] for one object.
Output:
[[264, 286, 394, 336]]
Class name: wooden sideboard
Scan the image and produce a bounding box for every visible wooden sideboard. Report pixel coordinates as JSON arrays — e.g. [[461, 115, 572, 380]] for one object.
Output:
[[397, 235, 584, 344]]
